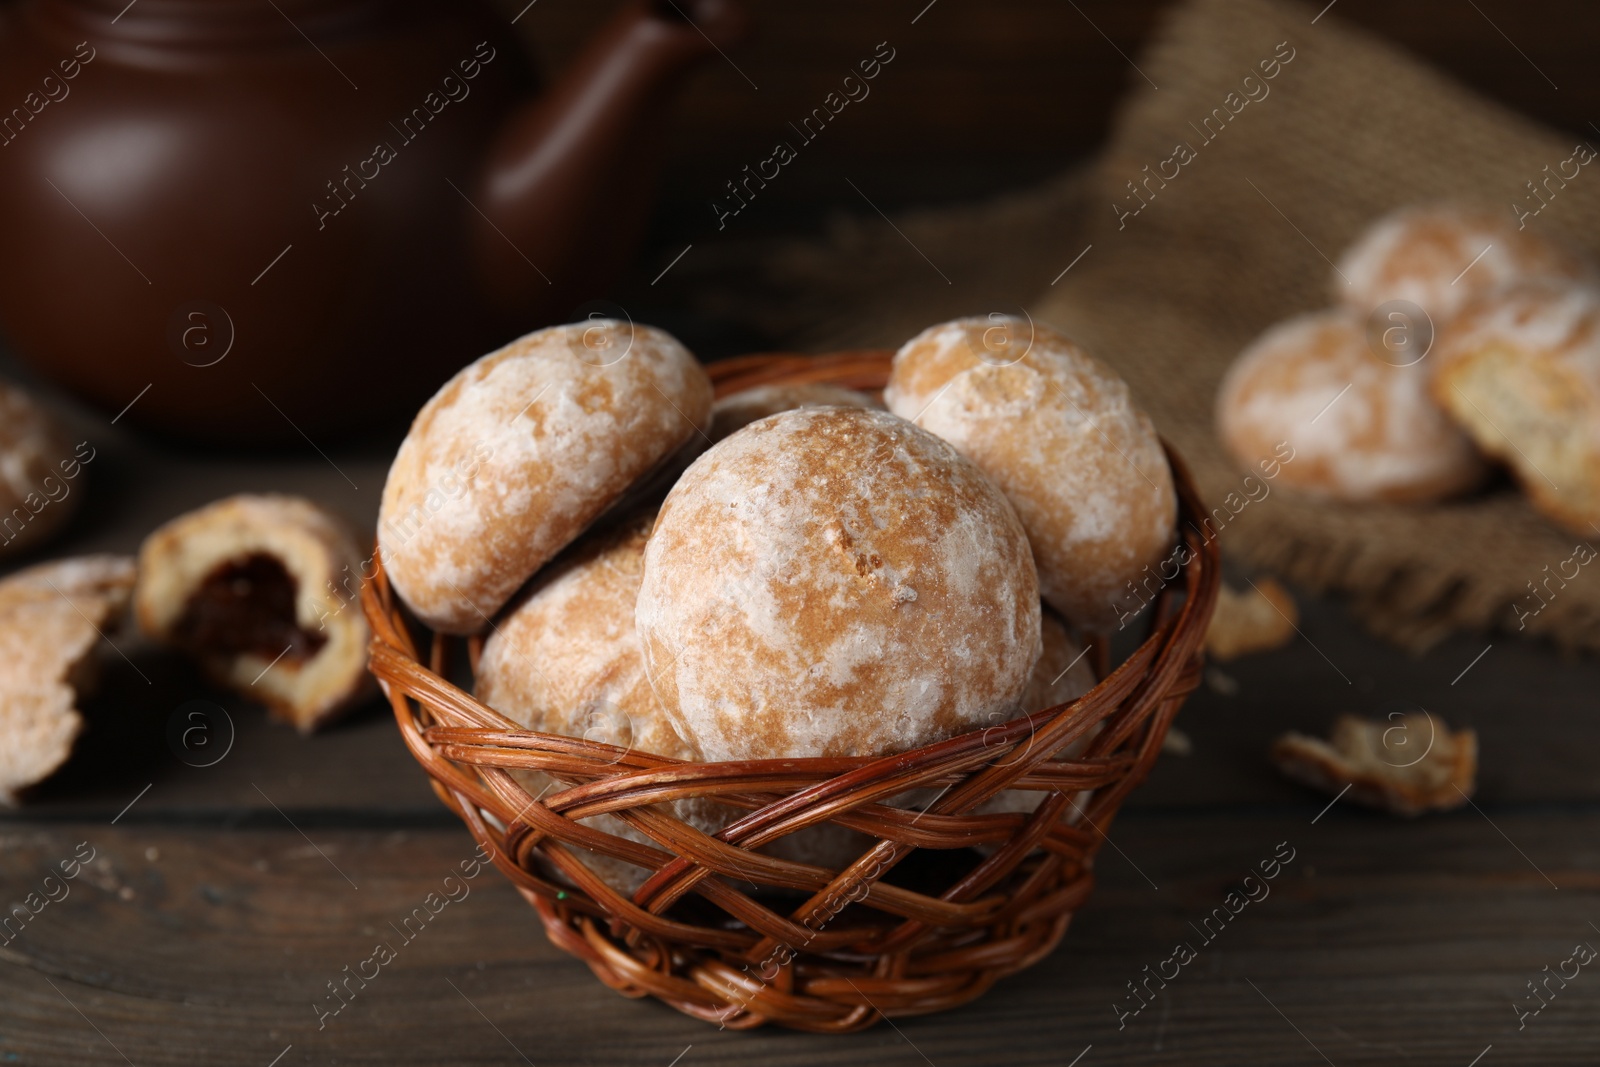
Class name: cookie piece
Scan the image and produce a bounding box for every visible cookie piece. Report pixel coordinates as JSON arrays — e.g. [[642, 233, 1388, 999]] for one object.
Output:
[[1272, 712, 1476, 816], [1432, 281, 1600, 535], [135, 495, 370, 733], [0, 556, 135, 803], [379, 320, 712, 633], [1336, 202, 1592, 323], [1205, 578, 1297, 661], [1217, 309, 1486, 503], [638, 406, 1041, 763], [0, 382, 85, 559], [478, 512, 723, 893], [885, 316, 1176, 629]]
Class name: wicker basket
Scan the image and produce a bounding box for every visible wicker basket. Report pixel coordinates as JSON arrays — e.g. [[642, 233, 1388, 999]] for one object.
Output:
[[361, 350, 1219, 1032]]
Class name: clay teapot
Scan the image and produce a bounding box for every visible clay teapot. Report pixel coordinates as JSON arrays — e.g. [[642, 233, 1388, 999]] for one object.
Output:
[[0, 0, 744, 444]]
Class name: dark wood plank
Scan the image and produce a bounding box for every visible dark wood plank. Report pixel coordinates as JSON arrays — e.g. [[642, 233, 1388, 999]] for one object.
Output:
[[1131, 585, 1600, 809], [2, 814, 1596, 1065]]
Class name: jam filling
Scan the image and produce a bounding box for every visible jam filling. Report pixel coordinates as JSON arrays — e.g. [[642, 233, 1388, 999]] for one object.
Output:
[[171, 553, 326, 663]]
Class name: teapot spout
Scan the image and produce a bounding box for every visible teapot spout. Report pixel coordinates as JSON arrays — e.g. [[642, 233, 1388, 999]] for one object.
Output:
[[471, 0, 746, 313]]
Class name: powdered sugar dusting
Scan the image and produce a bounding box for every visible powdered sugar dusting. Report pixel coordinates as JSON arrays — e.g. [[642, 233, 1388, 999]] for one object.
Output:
[[1218, 309, 1484, 501], [1336, 203, 1593, 321], [636, 406, 1040, 763], [378, 321, 712, 633], [886, 316, 1176, 628], [1444, 280, 1600, 370]]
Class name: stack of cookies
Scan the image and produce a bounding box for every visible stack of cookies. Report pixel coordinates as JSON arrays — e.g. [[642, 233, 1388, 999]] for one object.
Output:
[[1216, 202, 1600, 536], [377, 317, 1178, 889]]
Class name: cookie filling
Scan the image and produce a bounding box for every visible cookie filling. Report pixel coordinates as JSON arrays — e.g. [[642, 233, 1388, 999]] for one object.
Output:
[[171, 554, 326, 663]]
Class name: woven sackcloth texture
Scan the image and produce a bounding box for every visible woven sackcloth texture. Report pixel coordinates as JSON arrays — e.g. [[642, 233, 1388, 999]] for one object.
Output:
[[673, 0, 1600, 653]]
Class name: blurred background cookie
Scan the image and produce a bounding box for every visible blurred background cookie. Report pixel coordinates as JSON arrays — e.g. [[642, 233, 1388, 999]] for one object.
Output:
[[1433, 280, 1600, 535], [0, 381, 85, 559], [1335, 202, 1592, 323], [1217, 309, 1486, 503]]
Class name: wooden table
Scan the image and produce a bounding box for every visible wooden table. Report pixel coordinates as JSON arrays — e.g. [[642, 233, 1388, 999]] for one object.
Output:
[[2, 406, 1598, 1066]]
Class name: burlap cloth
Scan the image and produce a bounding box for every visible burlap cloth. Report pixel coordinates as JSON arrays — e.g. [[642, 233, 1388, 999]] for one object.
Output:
[[672, 0, 1600, 654]]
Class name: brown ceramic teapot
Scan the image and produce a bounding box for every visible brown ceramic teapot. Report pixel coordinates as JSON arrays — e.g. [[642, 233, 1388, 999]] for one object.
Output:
[[0, 0, 744, 443]]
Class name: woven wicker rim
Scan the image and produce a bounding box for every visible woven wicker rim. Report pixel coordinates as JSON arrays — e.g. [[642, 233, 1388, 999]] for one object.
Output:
[[361, 349, 1219, 1032]]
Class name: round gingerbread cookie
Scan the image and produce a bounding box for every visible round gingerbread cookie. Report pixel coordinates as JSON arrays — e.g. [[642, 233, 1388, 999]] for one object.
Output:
[[1217, 309, 1485, 503], [637, 406, 1041, 763], [1019, 608, 1096, 713], [0, 381, 82, 559], [884, 316, 1176, 629], [478, 511, 685, 763], [477, 511, 725, 894], [378, 321, 712, 634], [1335, 202, 1592, 324], [971, 608, 1099, 844]]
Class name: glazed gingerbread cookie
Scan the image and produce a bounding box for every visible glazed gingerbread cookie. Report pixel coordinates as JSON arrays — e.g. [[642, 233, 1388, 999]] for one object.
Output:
[[379, 321, 712, 633], [885, 316, 1176, 629], [0, 555, 135, 803], [1335, 202, 1591, 323], [637, 406, 1041, 764], [1217, 309, 1485, 503]]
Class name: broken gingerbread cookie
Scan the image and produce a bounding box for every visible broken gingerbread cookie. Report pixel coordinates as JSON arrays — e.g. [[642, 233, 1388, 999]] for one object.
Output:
[[1271, 712, 1476, 816], [1205, 577, 1298, 661], [0, 555, 136, 803], [135, 495, 371, 733]]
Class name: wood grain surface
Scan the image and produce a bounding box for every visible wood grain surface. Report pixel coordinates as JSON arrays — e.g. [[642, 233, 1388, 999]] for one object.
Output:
[[2, 811, 1595, 1065]]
